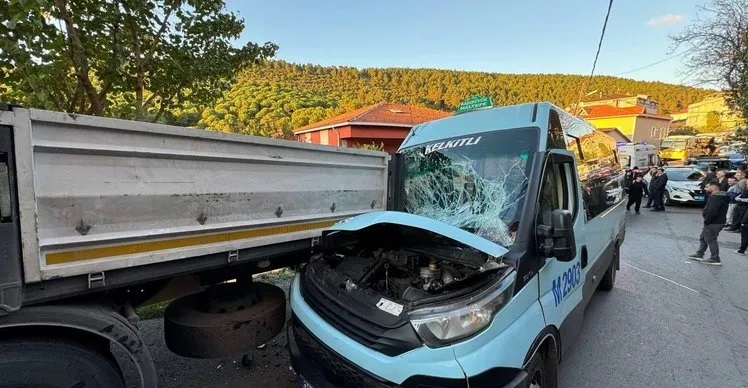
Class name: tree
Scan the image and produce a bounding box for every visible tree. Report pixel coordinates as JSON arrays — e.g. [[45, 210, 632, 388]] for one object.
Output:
[[668, 126, 698, 136], [0, 0, 277, 121], [670, 0, 747, 129]]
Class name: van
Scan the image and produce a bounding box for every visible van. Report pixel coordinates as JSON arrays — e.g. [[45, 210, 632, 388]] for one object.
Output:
[[617, 143, 662, 170], [287, 101, 627, 387]]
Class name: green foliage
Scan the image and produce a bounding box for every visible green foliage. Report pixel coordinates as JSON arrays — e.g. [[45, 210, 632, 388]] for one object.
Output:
[[0, 0, 277, 121], [353, 142, 385, 151], [202, 61, 714, 138], [200, 84, 338, 138], [731, 126, 748, 155]]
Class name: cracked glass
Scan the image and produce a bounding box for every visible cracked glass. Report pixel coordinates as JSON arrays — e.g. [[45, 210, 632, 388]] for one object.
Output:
[[400, 128, 539, 247]]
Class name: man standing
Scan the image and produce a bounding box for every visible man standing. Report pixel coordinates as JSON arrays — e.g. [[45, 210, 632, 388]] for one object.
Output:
[[626, 175, 648, 214], [716, 170, 730, 192], [725, 170, 747, 231], [650, 167, 668, 212], [689, 182, 730, 266], [644, 166, 659, 209], [700, 166, 718, 191]]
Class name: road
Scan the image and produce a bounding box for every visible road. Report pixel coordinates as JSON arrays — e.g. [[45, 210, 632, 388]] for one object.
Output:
[[133, 205, 748, 388]]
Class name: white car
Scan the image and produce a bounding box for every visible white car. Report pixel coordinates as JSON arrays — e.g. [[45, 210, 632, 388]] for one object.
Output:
[[643, 167, 707, 205]]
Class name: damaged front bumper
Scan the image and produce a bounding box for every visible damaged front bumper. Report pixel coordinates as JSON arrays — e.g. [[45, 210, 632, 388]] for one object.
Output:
[[288, 275, 528, 388]]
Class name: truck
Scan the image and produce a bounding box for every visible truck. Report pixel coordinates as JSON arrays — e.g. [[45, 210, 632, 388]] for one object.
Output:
[[288, 102, 626, 387], [0, 104, 391, 387]]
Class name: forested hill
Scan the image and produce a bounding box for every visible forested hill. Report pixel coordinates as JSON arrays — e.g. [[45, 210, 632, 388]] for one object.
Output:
[[200, 61, 714, 138]]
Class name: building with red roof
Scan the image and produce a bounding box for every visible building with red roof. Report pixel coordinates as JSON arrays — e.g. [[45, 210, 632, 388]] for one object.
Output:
[[293, 102, 450, 153], [568, 94, 673, 147]]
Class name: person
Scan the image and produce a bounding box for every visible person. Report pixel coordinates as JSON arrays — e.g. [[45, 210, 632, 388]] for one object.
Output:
[[644, 166, 658, 209], [700, 166, 718, 190], [626, 175, 648, 214], [650, 167, 668, 212], [716, 170, 730, 192], [734, 191, 748, 255], [688, 182, 730, 265], [727, 174, 748, 232], [724, 176, 740, 229]]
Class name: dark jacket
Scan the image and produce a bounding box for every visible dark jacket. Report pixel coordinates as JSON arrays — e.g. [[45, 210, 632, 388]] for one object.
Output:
[[700, 171, 717, 189], [628, 181, 648, 199], [717, 178, 730, 192], [736, 187, 748, 206], [702, 191, 730, 225], [653, 173, 668, 192]]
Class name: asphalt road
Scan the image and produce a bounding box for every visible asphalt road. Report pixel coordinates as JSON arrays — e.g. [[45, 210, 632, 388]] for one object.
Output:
[[133, 205, 748, 388]]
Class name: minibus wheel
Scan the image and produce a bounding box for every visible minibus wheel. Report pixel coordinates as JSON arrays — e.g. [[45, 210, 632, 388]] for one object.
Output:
[[599, 244, 619, 291], [524, 350, 556, 388]]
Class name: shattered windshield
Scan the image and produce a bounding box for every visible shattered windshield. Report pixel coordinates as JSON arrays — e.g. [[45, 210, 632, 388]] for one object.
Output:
[[400, 128, 538, 247]]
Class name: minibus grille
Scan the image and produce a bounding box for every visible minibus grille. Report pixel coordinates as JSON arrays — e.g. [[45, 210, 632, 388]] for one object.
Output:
[[292, 316, 398, 388], [300, 273, 421, 357]]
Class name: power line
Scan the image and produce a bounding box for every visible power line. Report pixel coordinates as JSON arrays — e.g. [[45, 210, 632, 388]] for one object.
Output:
[[573, 0, 614, 115], [616, 48, 695, 76]]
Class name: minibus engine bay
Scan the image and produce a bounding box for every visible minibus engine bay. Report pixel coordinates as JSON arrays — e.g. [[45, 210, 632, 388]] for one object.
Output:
[[297, 222, 515, 354]]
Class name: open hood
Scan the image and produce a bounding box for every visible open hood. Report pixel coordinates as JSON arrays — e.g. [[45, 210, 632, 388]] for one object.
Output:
[[326, 211, 509, 258]]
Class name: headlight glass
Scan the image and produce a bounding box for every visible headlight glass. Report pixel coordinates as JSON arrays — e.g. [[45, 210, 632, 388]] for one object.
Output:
[[409, 269, 516, 347]]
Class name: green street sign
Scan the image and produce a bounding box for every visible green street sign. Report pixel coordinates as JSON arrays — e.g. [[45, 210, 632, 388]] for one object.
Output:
[[455, 95, 493, 114]]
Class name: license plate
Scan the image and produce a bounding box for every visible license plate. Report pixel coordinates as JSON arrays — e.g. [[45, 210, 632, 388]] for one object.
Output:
[[299, 376, 314, 388], [695, 195, 705, 201]]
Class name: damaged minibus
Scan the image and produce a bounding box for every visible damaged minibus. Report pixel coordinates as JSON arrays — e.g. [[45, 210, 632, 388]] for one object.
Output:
[[288, 101, 626, 388]]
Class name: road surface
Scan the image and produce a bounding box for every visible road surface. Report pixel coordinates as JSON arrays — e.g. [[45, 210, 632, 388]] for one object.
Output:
[[133, 205, 748, 388]]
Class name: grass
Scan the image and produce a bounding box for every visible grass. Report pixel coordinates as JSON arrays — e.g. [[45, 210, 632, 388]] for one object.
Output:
[[134, 268, 297, 320]]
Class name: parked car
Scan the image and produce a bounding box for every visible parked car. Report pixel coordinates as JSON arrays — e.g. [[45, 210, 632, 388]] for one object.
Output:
[[643, 166, 707, 205]]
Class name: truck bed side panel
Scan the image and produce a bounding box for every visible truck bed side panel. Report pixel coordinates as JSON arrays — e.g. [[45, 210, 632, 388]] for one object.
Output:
[[12, 108, 389, 283]]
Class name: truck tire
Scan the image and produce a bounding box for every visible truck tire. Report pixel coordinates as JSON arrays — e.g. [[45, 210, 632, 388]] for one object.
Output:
[[598, 244, 619, 291], [164, 281, 286, 358], [0, 337, 125, 388]]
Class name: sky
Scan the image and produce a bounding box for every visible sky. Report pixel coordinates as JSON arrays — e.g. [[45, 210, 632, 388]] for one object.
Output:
[[226, 0, 709, 86]]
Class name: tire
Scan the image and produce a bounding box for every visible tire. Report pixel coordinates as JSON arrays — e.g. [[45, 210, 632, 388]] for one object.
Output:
[[0, 337, 125, 388], [663, 191, 671, 206], [599, 244, 618, 291], [164, 281, 286, 358], [523, 350, 556, 388]]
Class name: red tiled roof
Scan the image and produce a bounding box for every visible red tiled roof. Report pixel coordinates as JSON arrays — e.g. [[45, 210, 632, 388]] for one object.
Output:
[[581, 93, 634, 102], [293, 103, 450, 134], [580, 105, 646, 118]]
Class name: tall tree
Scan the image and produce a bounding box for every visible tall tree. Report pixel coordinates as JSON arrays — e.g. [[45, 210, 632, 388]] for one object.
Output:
[[670, 0, 747, 128], [705, 110, 723, 132], [0, 0, 277, 121]]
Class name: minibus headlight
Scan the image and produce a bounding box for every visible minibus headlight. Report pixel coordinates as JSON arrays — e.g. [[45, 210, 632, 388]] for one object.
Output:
[[408, 269, 516, 347]]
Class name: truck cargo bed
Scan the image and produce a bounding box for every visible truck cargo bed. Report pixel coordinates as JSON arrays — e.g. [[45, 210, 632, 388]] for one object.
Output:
[[0, 108, 388, 288]]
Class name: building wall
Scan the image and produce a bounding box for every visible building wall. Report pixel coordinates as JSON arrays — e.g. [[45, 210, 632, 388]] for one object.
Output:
[[580, 95, 659, 114], [585, 116, 637, 139], [687, 95, 742, 130], [586, 116, 669, 148], [632, 116, 670, 146]]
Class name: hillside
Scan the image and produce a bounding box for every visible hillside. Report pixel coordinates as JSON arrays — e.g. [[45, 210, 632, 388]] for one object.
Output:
[[200, 61, 714, 138]]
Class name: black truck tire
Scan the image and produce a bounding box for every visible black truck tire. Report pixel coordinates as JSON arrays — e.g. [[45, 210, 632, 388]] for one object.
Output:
[[164, 281, 286, 358], [0, 337, 126, 388]]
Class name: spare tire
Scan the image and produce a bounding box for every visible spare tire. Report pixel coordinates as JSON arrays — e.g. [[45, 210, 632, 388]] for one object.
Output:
[[164, 281, 286, 358]]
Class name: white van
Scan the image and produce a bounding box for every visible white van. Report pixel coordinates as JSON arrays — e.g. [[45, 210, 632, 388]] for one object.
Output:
[[617, 143, 661, 170]]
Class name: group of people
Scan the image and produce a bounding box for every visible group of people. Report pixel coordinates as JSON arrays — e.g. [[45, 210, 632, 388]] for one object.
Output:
[[688, 165, 748, 266], [623, 166, 668, 214], [622, 163, 748, 266]]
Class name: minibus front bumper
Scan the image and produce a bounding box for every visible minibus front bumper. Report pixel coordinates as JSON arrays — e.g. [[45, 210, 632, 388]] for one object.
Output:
[[287, 314, 530, 388]]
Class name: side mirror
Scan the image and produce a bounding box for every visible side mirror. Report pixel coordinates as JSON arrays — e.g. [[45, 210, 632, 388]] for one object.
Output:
[[537, 209, 576, 261]]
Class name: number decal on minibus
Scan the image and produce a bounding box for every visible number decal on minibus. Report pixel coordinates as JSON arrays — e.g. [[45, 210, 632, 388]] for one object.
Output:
[[552, 262, 582, 306]]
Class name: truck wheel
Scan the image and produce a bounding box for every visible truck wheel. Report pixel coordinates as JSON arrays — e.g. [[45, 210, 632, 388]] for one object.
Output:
[[523, 350, 556, 388], [598, 245, 618, 291], [0, 337, 125, 388], [164, 281, 286, 358]]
